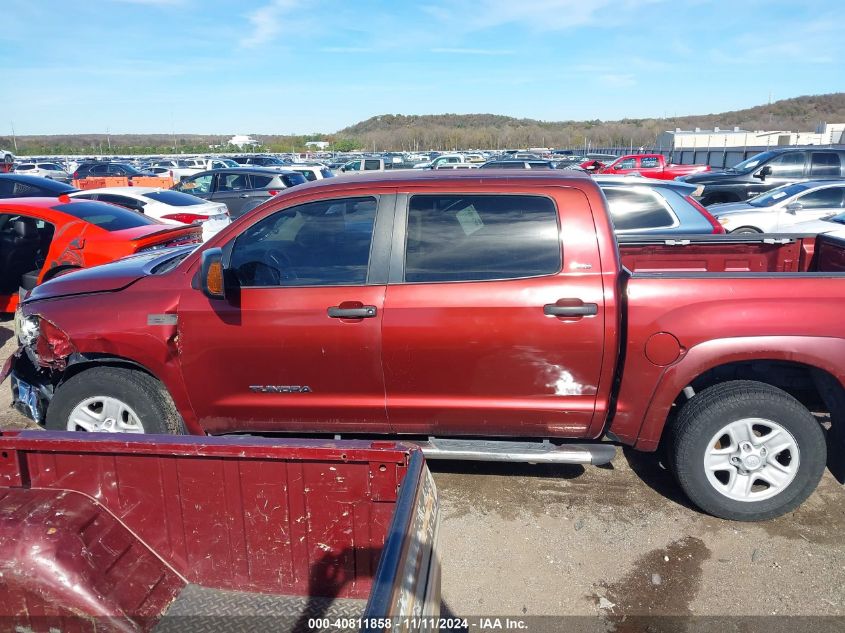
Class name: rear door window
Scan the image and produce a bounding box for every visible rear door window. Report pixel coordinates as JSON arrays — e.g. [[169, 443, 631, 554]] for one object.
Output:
[[810, 152, 842, 177], [767, 153, 806, 177], [796, 187, 845, 209], [602, 188, 676, 231], [404, 194, 561, 283], [364, 159, 381, 170], [216, 173, 251, 192]]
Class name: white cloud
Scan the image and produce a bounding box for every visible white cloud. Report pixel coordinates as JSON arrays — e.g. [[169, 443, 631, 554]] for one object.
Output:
[[426, 0, 666, 33], [430, 47, 514, 55], [240, 0, 299, 48]]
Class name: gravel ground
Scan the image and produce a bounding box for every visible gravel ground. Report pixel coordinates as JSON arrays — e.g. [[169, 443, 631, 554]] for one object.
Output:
[[0, 322, 842, 628]]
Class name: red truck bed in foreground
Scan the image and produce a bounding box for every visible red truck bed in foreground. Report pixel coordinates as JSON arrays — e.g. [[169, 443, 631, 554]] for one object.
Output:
[[0, 431, 439, 632]]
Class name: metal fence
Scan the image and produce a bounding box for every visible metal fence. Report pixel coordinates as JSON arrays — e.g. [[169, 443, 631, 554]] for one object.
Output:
[[555, 144, 845, 169]]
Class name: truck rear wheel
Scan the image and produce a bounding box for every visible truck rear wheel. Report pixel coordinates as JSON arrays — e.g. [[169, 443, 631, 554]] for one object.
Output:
[[670, 380, 825, 521], [46, 366, 185, 435]]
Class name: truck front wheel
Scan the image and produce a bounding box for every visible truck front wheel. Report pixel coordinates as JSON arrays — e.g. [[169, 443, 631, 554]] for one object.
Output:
[[670, 380, 826, 521], [46, 366, 185, 435]]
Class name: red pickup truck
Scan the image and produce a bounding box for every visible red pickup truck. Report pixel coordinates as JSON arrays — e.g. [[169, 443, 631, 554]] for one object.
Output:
[[597, 153, 711, 180], [0, 431, 440, 631], [6, 171, 844, 522]]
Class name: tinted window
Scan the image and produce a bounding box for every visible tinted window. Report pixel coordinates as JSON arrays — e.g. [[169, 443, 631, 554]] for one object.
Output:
[[98, 194, 144, 210], [217, 173, 251, 191], [641, 157, 659, 168], [363, 159, 381, 170], [281, 173, 306, 187], [404, 194, 560, 283], [251, 174, 274, 189], [143, 190, 205, 206], [344, 161, 361, 171], [797, 187, 845, 209], [16, 165, 35, 171], [614, 159, 636, 170], [52, 201, 158, 230], [229, 196, 377, 287], [767, 153, 805, 177], [810, 153, 842, 177], [298, 169, 317, 181], [528, 162, 553, 169], [321, 168, 333, 178], [602, 188, 675, 231], [90, 164, 109, 176]]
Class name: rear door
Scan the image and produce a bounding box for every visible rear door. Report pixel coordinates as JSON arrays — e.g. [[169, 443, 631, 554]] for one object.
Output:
[[776, 185, 845, 230], [382, 188, 606, 437], [210, 172, 255, 217], [177, 193, 395, 434]]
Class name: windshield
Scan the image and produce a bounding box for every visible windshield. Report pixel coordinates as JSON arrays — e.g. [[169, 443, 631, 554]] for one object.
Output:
[[748, 183, 809, 207], [730, 152, 777, 173]]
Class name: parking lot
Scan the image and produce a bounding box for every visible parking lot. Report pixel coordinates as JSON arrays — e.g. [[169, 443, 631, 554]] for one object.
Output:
[[1, 320, 842, 624]]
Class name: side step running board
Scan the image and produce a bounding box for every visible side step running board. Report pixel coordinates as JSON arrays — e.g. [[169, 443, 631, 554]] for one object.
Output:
[[413, 438, 616, 465]]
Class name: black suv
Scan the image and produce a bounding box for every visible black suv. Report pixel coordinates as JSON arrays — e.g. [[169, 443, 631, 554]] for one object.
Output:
[[71, 162, 155, 181], [680, 148, 845, 205]]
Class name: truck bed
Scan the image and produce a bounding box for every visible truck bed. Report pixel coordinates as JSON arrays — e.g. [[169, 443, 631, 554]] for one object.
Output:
[[0, 432, 438, 632], [618, 232, 845, 274]]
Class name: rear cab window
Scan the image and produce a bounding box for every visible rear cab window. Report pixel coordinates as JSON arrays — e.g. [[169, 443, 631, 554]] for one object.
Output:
[[403, 194, 561, 282], [51, 201, 160, 231]]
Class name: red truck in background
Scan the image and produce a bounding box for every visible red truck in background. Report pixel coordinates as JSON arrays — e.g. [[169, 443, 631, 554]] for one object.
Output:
[[597, 153, 711, 179], [6, 170, 845, 522], [0, 431, 440, 632]]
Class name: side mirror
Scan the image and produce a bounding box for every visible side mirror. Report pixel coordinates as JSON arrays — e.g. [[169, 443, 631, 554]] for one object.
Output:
[[785, 201, 803, 214], [200, 247, 226, 300], [754, 165, 772, 180]]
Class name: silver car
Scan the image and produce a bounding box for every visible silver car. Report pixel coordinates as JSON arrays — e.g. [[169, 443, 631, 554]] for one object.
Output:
[[709, 180, 845, 234], [13, 162, 72, 183]]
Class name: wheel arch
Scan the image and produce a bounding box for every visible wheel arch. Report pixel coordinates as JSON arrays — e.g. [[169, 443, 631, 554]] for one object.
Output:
[[635, 336, 845, 450], [59, 354, 204, 435]]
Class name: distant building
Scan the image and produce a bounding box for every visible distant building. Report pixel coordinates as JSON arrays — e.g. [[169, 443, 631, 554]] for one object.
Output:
[[305, 141, 330, 150], [228, 135, 260, 149], [658, 123, 845, 150]]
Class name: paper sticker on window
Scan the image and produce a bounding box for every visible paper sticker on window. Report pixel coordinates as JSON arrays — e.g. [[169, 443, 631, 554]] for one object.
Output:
[[456, 205, 484, 235]]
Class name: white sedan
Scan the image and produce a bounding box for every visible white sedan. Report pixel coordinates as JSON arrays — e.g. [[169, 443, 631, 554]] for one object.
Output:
[[70, 187, 230, 241]]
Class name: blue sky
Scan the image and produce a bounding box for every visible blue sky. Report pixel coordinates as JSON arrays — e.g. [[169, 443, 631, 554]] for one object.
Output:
[[2, 0, 844, 135]]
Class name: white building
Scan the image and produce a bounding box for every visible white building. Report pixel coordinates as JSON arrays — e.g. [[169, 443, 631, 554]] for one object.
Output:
[[228, 135, 260, 149], [658, 123, 845, 150], [305, 141, 330, 150]]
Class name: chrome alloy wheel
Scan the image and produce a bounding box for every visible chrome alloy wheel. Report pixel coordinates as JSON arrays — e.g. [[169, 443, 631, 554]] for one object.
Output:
[[703, 418, 800, 502], [67, 396, 145, 433]]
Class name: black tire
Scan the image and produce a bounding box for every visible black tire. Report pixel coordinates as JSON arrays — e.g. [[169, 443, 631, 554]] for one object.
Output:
[[46, 366, 185, 434], [670, 380, 826, 521], [731, 227, 761, 235]]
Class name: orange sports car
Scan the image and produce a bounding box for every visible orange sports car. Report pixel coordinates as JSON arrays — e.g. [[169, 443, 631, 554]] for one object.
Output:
[[0, 195, 201, 312]]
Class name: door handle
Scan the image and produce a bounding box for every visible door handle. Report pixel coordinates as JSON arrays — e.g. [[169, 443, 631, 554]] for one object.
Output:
[[328, 305, 377, 319], [239, 194, 250, 198], [544, 302, 598, 317]]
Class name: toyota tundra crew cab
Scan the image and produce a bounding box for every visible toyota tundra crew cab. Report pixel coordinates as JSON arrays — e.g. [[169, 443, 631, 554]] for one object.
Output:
[[6, 171, 845, 521]]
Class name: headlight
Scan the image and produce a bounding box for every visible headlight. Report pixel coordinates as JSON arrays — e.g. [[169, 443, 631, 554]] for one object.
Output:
[[14, 310, 40, 346]]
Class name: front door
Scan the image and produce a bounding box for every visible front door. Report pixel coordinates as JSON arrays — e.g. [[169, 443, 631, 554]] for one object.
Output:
[[210, 172, 256, 217], [177, 194, 393, 434], [776, 186, 845, 230], [382, 191, 606, 437]]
